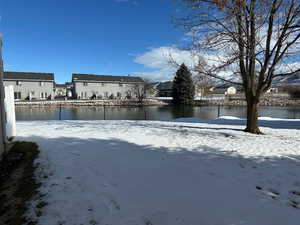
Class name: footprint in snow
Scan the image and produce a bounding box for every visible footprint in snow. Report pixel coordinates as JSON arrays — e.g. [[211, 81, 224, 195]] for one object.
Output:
[[288, 200, 299, 209], [256, 186, 280, 199]]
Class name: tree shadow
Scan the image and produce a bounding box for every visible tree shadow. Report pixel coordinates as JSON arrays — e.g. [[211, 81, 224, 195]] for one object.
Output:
[[131, 121, 243, 135], [168, 117, 300, 130]]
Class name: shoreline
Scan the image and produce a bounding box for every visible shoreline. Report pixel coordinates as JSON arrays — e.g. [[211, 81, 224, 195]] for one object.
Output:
[[194, 97, 300, 107], [14, 99, 168, 108], [14, 97, 300, 108]]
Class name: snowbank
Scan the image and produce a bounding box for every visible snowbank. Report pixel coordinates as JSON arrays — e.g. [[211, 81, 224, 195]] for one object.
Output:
[[17, 118, 300, 225]]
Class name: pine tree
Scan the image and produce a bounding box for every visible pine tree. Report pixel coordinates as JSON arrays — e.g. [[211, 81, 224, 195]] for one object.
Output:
[[172, 63, 195, 105]]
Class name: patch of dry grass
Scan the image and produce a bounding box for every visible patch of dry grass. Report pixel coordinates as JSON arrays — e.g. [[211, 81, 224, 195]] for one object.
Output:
[[0, 141, 40, 225]]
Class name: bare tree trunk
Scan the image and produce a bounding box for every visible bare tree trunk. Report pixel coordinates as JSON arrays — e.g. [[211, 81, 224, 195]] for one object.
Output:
[[244, 95, 262, 134]]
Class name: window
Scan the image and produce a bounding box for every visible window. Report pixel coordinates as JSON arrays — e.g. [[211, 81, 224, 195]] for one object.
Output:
[[45, 93, 48, 98], [83, 82, 88, 86], [117, 92, 121, 98], [104, 92, 109, 98], [84, 92, 87, 98], [41, 93, 44, 99], [81, 92, 84, 98], [119, 83, 123, 87], [39, 81, 44, 86], [14, 92, 21, 99], [16, 81, 22, 86]]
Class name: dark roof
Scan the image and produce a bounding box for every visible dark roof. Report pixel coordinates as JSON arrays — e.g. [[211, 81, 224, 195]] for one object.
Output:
[[215, 83, 237, 89], [72, 74, 144, 83], [209, 88, 227, 94], [55, 84, 67, 88], [4, 72, 54, 81], [157, 81, 173, 90], [147, 82, 160, 89]]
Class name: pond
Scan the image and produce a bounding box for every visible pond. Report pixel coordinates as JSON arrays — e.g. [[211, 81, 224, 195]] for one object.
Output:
[[15, 105, 300, 121]]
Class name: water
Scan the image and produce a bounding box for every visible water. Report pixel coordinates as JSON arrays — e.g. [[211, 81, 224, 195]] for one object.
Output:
[[15, 105, 300, 121]]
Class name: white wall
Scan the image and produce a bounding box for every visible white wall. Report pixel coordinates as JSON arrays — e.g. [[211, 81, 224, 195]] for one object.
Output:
[[226, 87, 237, 95], [0, 35, 6, 157], [74, 81, 144, 99], [4, 86, 16, 138], [4, 80, 54, 100]]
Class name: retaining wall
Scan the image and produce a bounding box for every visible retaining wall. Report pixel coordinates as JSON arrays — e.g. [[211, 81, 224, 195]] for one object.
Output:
[[15, 99, 167, 107]]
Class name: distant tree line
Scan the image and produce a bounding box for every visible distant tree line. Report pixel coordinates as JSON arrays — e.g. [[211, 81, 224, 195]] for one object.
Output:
[[285, 85, 300, 99]]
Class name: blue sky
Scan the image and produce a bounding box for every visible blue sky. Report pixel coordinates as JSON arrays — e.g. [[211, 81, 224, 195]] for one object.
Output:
[[0, 0, 186, 83]]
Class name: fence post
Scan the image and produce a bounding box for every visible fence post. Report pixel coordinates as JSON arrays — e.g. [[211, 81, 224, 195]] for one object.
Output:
[[59, 104, 62, 120], [103, 104, 106, 120], [4, 86, 16, 137], [217, 104, 221, 118]]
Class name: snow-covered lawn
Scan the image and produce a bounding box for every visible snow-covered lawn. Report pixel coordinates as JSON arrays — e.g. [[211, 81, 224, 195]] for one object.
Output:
[[17, 117, 300, 225]]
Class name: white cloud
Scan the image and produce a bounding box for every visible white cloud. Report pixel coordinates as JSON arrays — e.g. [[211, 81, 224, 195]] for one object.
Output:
[[133, 46, 233, 82], [133, 46, 200, 81], [275, 61, 300, 74], [133, 70, 171, 81], [134, 24, 300, 82]]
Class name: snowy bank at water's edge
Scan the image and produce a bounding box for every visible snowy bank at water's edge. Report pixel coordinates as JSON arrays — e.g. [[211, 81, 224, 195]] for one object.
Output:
[[174, 116, 300, 130]]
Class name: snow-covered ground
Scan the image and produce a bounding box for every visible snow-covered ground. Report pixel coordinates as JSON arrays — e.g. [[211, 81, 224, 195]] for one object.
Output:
[[17, 117, 300, 225]]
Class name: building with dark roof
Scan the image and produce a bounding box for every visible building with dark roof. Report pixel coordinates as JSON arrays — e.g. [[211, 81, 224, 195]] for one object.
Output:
[[157, 81, 173, 97], [72, 73, 144, 99], [3, 71, 55, 100], [54, 83, 67, 98], [72, 74, 144, 83]]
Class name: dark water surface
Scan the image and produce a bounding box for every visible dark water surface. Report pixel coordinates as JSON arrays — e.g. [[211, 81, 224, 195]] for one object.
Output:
[[15, 105, 300, 121]]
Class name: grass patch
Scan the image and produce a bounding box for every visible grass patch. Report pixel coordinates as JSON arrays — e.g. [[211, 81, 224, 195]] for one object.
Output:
[[0, 141, 40, 225]]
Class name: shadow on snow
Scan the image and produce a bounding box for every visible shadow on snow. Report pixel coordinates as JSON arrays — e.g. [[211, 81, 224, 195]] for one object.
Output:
[[24, 134, 300, 225]]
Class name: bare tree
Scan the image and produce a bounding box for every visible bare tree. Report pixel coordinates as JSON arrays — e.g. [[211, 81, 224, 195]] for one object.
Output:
[[176, 0, 300, 134], [131, 83, 146, 103]]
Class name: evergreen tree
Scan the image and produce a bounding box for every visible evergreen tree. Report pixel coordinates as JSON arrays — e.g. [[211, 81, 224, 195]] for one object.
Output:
[[172, 63, 195, 105]]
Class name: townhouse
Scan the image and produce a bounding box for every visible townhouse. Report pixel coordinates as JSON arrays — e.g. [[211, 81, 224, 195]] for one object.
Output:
[[3, 72, 55, 100], [72, 73, 144, 99]]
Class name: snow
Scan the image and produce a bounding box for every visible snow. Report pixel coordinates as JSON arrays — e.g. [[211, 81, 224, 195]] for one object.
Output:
[[15, 99, 157, 105], [16, 117, 300, 225], [154, 97, 173, 100], [194, 96, 226, 100]]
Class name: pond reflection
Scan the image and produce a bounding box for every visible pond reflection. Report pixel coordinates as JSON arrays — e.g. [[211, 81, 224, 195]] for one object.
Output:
[[15, 105, 300, 121]]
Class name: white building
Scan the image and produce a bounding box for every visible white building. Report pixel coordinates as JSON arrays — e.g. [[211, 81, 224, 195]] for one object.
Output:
[[72, 74, 144, 99], [209, 85, 238, 95], [3, 72, 55, 100], [54, 83, 67, 98], [225, 86, 237, 95]]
